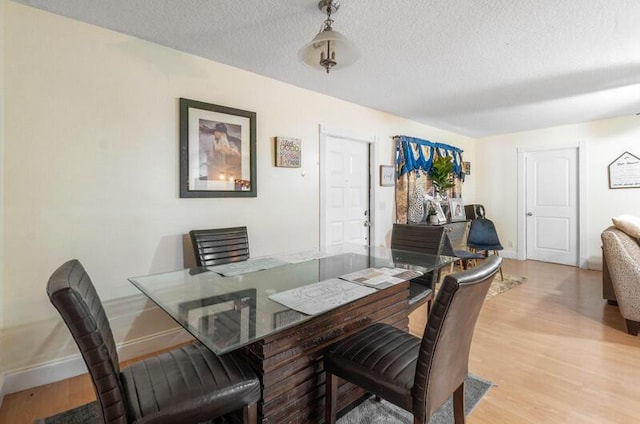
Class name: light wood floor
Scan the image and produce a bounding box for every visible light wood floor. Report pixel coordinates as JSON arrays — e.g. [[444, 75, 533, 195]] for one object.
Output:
[[2, 259, 640, 423]]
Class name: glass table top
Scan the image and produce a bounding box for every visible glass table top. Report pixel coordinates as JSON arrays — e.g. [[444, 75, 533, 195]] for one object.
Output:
[[129, 244, 452, 355]]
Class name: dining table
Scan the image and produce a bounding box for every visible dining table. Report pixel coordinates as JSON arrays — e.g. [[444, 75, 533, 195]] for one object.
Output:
[[129, 243, 452, 424]]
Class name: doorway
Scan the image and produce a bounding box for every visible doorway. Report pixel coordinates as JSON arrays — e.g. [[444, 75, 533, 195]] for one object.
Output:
[[517, 144, 587, 267], [319, 125, 376, 248]]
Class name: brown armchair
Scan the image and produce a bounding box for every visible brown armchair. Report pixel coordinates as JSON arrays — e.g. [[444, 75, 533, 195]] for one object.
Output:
[[601, 226, 640, 335]]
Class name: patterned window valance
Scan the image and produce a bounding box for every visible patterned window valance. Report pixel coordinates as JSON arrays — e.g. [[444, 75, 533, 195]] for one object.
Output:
[[394, 135, 464, 179]]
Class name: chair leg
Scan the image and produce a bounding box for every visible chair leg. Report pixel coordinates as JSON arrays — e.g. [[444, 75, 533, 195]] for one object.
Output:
[[325, 371, 338, 424], [453, 381, 465, 424], [243, 402, 257, 424], [493, 251, 504, 280], [626, 319, 640, 336]]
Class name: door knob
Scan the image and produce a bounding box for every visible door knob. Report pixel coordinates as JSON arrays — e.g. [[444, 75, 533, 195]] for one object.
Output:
[[363, 221, 371, 227], [527, 212, 533, 216]]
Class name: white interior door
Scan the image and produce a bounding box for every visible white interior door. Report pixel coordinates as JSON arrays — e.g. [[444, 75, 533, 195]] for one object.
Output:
[[322, 135, 370, 247], [525, 148, 578, 265]]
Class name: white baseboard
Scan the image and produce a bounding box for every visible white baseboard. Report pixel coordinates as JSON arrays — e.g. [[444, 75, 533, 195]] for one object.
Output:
[[499, 249, 518, 260], [586, 257, 603, 271], [0, 328, 193, 398]]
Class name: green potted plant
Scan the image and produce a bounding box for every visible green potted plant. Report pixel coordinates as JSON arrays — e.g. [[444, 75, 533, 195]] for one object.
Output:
[[429, 156, 455, 194]]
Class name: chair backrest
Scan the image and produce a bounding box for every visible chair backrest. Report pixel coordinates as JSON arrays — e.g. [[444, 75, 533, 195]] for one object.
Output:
[[47, 260, 127, 424], [467, 218, 503, 249], [412, 255, 502, 421], [391, 224, 446, 255], [189, 226, 249, 267], [391, 224, 447, 288]]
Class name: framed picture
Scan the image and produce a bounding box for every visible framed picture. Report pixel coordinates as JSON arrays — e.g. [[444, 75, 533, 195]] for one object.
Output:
[[449, 198, 466, 221], [179, 98, 256, 198], [434, 202, 447, 224], [275, 137, 302, 167], [380, 165, 395, 187], [462, 161, 471, 175], [608, 151, 640, 189]]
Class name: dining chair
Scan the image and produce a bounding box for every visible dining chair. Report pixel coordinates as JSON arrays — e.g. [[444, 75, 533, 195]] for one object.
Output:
[[189, 226, 249, 267], [47, 259, 261, 424], [440, 233, 485, 272], [390, 224, 446, 314], [466, 218, 504, 280], [323, 255, 502, 424]]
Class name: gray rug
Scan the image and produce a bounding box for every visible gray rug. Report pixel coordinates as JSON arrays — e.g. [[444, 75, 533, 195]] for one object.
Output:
[[35, 374, 492, 424], [339, 374, 492, 424]]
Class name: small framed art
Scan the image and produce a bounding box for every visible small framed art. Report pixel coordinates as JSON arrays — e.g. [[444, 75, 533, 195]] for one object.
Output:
[[275, 137, 302, 168], [608, 151, 640, 189], [449, 198, 466, 222], [380, 165, 395, 187]]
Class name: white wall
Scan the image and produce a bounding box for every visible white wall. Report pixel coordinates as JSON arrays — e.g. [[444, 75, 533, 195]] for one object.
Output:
[[1, 1, 476, 385], [475, 115, 640, 268]]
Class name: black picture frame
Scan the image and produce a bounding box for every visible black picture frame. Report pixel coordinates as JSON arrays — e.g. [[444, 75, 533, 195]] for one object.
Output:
[[179, 98, 257, 198]]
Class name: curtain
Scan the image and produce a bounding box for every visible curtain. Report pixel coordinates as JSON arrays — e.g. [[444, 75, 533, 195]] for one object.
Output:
[[394, 135, 465, 224]]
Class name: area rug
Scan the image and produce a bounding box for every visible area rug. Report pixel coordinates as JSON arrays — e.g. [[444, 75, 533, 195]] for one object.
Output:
[[485, 273, 526, 299], [34, 374, 492, 424], [438, 269, 526, 299], [338, 374, 492, 424]]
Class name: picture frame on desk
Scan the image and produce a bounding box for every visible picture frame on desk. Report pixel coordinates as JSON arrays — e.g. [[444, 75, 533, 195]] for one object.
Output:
[[449, 198, 466, 222], [434, 202, 447, 224]]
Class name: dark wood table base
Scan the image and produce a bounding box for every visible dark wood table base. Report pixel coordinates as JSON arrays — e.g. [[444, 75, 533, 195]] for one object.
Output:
[[240, 282, 410, 424]]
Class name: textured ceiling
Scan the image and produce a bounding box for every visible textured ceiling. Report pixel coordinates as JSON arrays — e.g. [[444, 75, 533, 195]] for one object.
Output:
[[13, 0, 640, 137]]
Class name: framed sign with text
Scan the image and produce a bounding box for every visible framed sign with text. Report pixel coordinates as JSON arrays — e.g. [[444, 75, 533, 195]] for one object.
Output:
[[275, 137, 302, 168], [608, 151, 640, 189]]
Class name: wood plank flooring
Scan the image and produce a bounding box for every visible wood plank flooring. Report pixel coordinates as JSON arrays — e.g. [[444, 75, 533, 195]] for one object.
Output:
[[2, 259, 640, 423]]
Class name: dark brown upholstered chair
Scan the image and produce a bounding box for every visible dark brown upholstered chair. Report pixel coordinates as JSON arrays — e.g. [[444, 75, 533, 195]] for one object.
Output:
[[324, 255, 502, 424], [390, 224, 446, 314], [189, 226, 249, 267], [47, 259, 260, 424]]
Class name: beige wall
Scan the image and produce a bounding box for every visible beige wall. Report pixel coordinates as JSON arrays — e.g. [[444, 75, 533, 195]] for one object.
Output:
[[0, 0, 5, 333], [1, 2, 476, 375], [475, 115, 640, 268]]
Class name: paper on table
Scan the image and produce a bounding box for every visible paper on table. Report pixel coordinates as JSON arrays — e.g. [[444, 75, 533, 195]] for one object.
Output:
[[268, 278, 376, 315], [207, 257, 288, 277], [340, 267, 423, 289], [274, 250, 335, 264]]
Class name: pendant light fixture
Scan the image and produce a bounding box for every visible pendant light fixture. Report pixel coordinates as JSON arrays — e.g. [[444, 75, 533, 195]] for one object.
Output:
[[298, 0, 359, 73]]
